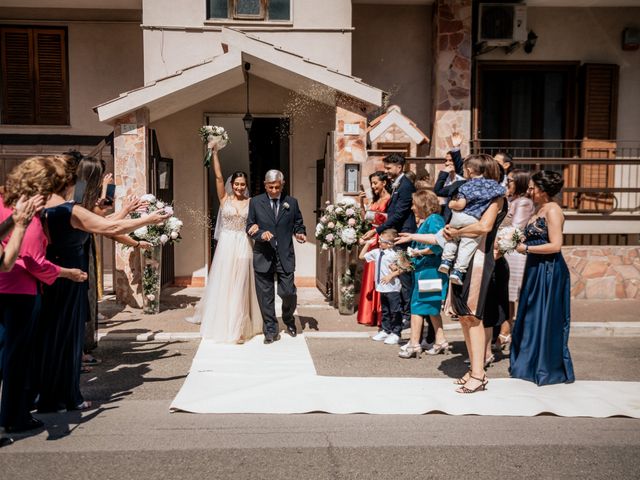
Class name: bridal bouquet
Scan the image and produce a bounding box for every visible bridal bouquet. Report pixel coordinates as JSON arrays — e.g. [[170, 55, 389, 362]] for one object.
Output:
[[496, 225, 525, 254], [199, 125, 230, 167], [129, 193, 183, 246], [315, 198, 369, 251]]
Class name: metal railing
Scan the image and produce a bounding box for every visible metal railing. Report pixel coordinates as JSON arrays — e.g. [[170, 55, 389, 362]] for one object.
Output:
[[400, 139, 640, 216]]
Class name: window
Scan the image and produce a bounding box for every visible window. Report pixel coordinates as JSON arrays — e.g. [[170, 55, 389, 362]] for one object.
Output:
[[0, 26, 69, 125], [207, 0, 290, 22]]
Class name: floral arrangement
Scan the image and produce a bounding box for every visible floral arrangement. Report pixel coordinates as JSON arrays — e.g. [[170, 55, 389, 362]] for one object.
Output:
[[129, 194, 183, 314], [129, 194, 183, 247], [394, 250, 415, 272], [199, 125, 230, 167], [496, 225, 525, 254], [339, 269, 356, 311], [315, 198, 369, 251]]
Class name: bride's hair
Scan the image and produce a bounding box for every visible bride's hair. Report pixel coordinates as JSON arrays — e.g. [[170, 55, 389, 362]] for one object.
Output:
[[231, 171, 248, 184]]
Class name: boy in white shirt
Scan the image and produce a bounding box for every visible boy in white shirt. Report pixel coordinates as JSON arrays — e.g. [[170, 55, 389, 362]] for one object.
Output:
[[359, 228, 403, 345]]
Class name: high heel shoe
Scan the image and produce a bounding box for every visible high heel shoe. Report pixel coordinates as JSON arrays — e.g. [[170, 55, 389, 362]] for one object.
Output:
[[456, 375, 488, 394], [497, 334, 511, 353], [454, 369, 471, 385], [398, 344, 422, 359], [425, 341, 451, 355]]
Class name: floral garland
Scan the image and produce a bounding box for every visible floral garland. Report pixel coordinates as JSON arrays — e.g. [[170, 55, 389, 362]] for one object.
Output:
[[315, 198, 369, 251]]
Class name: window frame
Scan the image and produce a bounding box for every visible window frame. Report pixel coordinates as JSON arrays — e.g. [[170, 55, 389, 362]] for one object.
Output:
[[0, 24, 70, 126], [206, 0, 292, 25]]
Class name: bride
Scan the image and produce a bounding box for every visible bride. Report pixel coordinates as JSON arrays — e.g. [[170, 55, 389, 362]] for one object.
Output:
[[188, 144, 262, 343]]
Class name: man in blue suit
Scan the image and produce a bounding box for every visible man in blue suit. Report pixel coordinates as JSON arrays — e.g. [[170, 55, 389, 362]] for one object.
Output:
[[362, 153, 416, 335]]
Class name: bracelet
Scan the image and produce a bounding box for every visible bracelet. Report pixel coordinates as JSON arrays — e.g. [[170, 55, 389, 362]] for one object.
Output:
[[135, 241, 140, 248]]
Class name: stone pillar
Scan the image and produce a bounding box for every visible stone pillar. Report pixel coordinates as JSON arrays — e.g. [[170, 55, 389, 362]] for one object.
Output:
[[113, 108, 149, 307], [431, 0, 472, 157], [333, 97, 368, 201]]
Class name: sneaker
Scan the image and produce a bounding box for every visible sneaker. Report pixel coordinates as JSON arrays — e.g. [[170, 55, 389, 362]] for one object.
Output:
[[438, 260, 453, 274], [383, 333, 400, 345], [450, 269, 465, 285], [401, 319, 411, 331], [372, 331, 389, 342]]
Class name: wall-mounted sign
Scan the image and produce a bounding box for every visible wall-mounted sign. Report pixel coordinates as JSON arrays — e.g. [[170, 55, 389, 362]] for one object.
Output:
[[121, 123, 138, 135], [344, 123, 360, 136], [344, 163, 361, 194]]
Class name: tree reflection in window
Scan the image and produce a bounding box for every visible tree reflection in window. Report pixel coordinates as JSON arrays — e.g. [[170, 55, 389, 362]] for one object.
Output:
[[207, 0, 290, 21]]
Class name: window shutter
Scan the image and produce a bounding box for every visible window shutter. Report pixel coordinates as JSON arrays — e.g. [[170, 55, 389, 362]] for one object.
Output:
[[581, 63, 618, 140], [1, 28, 35, 124], [34, 29, 68, 125]]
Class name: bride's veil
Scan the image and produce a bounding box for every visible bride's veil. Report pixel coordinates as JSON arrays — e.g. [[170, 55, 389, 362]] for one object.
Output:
[[187, 175, 251, 325]]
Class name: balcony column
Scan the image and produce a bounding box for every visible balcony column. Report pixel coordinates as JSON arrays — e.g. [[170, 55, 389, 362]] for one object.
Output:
[[431, 0, 473, 157], [113, 108, 149, 307]]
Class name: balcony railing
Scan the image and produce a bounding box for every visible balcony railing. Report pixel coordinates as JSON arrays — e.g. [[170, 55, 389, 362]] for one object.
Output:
[[399, 139, 640, 217]]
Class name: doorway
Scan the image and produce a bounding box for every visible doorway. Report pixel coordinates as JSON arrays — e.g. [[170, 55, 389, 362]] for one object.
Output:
[[205, 115, 290, 263]]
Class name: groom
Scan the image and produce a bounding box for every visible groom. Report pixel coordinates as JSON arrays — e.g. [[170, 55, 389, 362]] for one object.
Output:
[[246, 170, 306, 344]]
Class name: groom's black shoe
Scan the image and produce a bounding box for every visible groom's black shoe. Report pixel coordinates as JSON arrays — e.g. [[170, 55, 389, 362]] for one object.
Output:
[[264, 333, 281, 344], [285, 325, 297, 337]]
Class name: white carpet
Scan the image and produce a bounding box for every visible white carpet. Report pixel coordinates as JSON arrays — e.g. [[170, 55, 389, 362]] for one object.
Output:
[[170, 335, 640, 417]]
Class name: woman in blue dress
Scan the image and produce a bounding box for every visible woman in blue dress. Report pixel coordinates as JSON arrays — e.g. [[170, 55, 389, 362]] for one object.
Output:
[[36, 155, 170, 412], [510, 170, 575, 386], [398, 190, 449, 359]]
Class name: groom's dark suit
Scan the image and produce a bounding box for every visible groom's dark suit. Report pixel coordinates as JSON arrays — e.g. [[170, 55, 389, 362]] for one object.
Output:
[[246, 193, 306, 337]]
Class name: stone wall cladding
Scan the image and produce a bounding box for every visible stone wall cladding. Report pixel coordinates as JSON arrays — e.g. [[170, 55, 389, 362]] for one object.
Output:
[[431, 0, 472, 157], [564, 246, 640, 300]]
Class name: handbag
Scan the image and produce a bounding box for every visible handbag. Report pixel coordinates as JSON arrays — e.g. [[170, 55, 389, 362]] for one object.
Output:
[[418, 278, 442, 293]]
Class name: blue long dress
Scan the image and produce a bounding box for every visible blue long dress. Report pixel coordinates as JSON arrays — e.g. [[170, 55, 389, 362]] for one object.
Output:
[[509, 217, 575, 386], [410, 214, 448, 316], [36, 202, 90, 411]]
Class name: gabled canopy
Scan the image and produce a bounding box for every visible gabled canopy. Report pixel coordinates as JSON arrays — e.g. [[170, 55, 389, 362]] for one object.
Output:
[[95, 28, 385, 123]]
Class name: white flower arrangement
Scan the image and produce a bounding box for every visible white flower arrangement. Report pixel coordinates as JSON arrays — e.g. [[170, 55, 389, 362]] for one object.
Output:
[[129, 194, 183, 247], [315, 200, 369, 251], [199, 125, 230, 167], [497, 226, 525, 254]]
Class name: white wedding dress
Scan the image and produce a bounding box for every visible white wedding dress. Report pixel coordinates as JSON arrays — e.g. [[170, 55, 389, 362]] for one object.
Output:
[[190, 198, 263, 343]]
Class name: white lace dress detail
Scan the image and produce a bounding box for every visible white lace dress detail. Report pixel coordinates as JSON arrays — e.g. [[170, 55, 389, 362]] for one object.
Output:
[[191, 198, 263, 343]]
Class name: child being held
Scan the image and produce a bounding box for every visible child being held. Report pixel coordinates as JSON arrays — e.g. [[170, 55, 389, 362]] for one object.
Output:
[[359, 228, 403, 345], [436, 155, 506, 285]]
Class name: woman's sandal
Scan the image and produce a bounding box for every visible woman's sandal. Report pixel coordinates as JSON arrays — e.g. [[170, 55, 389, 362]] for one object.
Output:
[[454, 369, 471, 385], [456, 375, 488, 394]]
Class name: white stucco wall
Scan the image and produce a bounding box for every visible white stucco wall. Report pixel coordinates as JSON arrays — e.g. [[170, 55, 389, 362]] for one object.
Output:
[[352, 3, 433, 135], [151, 76, 333, 281], [142, 0, 352, 83], [0, 22, 143, 136]]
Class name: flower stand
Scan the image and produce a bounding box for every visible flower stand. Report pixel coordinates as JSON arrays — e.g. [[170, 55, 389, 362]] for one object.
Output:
[[335, 247, 358, 315]]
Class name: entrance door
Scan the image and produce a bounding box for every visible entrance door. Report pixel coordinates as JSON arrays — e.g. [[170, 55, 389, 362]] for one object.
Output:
[[205, 115, 289, 263], [248, 117, 290, 196]]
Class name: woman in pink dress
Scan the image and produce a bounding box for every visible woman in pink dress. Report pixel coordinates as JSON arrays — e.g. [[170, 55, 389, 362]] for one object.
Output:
[[496, 169, 534, 352], [356, 172, 391, 326], [0, 157, 87, 434]]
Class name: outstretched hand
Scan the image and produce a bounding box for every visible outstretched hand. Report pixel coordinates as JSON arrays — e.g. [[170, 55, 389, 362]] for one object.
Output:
[[394, 232, 413, 245]]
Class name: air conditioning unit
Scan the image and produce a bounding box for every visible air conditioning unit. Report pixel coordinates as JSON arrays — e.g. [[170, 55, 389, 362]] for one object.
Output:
[[478, 3, 527, 46]]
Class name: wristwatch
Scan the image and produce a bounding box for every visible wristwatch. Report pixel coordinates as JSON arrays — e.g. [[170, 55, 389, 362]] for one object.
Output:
[[525, 245, 529, 254]]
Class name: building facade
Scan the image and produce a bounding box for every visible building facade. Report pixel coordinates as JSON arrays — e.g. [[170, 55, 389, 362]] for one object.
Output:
[[1, 0, 639, 303]]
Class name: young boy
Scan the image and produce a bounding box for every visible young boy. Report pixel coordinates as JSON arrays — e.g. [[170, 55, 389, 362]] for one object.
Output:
[[436, 156, 506, 285], [360, 228, 403, 345]]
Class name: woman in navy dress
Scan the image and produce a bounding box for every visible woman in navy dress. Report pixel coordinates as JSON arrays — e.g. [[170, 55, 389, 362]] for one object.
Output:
[[36, 155, 170, 412], [510, 170, 574, 386]]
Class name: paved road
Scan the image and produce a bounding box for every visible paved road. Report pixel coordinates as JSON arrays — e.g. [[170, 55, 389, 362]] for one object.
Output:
[[1, 338, 639, 479]]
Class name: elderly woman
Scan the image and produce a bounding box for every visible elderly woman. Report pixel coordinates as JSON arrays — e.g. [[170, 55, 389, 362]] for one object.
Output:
[[0, 157, 88, 435], [398, 190, 449, 359]]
